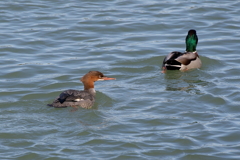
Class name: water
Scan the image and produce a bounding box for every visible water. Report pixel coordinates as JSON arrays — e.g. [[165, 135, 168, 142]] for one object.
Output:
[[1, 0, 240, 159]]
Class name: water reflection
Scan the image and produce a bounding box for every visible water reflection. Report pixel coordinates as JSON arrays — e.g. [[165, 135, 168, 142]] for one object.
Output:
[[163, 70, 207, 95]]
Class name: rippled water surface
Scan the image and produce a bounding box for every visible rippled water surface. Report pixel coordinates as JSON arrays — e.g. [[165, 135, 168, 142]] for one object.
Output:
[[1, 0, 240, 159]]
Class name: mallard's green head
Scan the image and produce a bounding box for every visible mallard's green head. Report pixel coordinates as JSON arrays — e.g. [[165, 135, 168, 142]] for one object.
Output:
[[185, 29, 198, 52]]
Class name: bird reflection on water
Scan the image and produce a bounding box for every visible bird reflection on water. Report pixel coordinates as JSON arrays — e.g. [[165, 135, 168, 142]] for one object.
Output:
[[163, 70, 207, 95]]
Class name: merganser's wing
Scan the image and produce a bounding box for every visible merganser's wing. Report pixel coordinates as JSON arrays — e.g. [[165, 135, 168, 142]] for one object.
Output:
[[58, 89, 94, 104]]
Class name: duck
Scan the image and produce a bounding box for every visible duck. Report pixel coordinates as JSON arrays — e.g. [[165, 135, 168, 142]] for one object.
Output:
[[162, 29, 202, 72], [47, 71, 116, 109]]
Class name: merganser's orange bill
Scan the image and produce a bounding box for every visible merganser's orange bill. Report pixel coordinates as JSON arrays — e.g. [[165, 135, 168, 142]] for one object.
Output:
[[100, 77, 116, 81]]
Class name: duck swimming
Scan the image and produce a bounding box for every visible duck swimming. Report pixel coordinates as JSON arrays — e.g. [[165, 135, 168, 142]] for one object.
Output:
[[162, 29, 202, 72], [47, 71, 116, 109]]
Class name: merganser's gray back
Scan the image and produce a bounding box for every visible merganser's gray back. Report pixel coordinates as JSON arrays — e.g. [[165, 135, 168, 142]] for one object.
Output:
[[47, 89, 95, 109]]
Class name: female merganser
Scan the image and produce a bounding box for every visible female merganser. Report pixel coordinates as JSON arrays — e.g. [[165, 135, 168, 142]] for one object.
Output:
[[162, 29, 202, 72], [47, 71, 116, 109]]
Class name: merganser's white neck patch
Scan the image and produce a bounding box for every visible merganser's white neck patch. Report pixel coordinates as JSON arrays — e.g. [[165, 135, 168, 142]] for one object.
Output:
[[88, 88, 96, 96]]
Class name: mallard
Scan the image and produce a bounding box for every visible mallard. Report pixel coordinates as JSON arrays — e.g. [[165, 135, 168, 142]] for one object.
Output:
[[162, 29, 202, 72]]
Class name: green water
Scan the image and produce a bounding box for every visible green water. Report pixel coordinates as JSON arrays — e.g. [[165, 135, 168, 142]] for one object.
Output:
[[1, 0, 240, 159]]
